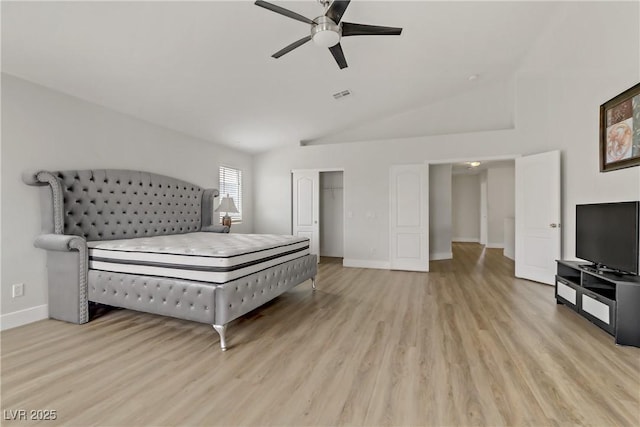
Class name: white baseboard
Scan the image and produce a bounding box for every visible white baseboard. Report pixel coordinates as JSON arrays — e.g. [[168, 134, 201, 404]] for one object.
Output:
[[343, 259, 390, 270], [452, 237, 480, 243], [430, 252, 453, 261], [1, 304, 48, 331], [486, 243, 505, 249]]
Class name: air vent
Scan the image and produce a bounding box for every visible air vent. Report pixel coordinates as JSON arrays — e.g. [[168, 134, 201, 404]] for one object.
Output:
[[332, 89, 352, 100]]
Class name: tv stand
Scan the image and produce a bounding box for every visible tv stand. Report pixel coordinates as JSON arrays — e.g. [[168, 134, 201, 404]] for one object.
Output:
[[556, 260, 640, 347]]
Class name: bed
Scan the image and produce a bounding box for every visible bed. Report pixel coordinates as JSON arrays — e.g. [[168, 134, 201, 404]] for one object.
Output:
[[23, 169, 317, 350]]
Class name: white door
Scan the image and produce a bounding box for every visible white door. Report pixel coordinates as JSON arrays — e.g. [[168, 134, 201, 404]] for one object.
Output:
[[389, 164, 429, 272], [292, 170, 320, 259], [515, 150, 561, 285]]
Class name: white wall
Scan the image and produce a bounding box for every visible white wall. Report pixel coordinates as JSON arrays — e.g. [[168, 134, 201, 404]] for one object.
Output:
[[254, 1, 639, 266], [320, 171, 344, 258], [452, 174, 480, 242], [429, 164, 452, 260], [487, 165, 515, 248], [254, 130, 519, 264], [515, 2, 640, 260], [479, 171, 488, 245], [1, 74, 253, 324]]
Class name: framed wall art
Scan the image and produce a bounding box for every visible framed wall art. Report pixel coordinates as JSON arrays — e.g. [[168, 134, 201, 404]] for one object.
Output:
[[600, 82, 640, 172]]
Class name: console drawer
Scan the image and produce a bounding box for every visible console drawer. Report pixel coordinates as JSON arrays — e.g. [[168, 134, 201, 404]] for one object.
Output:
[[580, 290, 616, 335], [555, 276, 579, 309]]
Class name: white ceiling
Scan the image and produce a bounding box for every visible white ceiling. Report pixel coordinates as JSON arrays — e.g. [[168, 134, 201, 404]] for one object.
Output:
[[1, 1, 559, 154]]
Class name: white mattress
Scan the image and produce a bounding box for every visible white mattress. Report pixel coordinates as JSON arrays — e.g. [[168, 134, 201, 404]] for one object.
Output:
[[88, 232, 310, 283]]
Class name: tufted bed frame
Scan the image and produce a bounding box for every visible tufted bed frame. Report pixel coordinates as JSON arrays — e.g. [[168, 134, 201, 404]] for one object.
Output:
[[23, 169, 317, 350]]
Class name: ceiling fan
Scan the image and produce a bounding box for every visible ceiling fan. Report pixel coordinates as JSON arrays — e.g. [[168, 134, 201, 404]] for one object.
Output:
[[255, 0, 402, 70]]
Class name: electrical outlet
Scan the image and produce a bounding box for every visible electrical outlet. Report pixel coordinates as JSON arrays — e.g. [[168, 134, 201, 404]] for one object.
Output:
[[12, 283, 24, 298]]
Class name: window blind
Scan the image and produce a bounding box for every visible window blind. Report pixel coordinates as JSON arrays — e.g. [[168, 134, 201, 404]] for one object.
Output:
[[219, 166, 242, 223]]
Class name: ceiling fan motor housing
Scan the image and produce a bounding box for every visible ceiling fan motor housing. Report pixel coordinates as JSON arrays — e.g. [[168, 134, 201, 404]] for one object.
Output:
[[311, 16, 341, 47]]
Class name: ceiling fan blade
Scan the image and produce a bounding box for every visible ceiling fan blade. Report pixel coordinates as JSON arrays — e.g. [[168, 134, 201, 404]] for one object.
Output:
[[341, 22, 403, 37], [329, 43, 348, 69], [255, 0, 315, 25], [326, 0, 351, 24], [272, 35, 312, 58]]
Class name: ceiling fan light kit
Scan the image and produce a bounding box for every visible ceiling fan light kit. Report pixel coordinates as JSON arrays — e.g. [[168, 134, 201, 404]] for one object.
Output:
[[255, 0, 402, 70], [312, 16, 340, 48]]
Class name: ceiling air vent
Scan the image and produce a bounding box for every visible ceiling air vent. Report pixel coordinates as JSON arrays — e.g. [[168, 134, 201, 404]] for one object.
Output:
[[332, 89, 352, 100]]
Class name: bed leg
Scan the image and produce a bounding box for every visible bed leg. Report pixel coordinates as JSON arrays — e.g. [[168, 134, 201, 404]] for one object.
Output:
[[212, 324, 227, 351], [311, 277, 317, 291]]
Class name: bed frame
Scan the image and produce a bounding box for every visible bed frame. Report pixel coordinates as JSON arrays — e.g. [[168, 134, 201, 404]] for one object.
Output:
[[23, 169, 317, 350]]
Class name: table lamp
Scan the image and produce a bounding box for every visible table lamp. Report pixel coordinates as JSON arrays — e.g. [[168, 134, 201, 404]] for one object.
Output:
[[215, 194, 239, 227]]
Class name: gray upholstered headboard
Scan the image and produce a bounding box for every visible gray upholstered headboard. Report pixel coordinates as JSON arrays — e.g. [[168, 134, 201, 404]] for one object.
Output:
[[23, 169, 219, 241]]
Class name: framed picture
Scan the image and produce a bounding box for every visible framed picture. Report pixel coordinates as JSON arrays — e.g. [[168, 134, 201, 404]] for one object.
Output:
[[600, 82, 640, 172]]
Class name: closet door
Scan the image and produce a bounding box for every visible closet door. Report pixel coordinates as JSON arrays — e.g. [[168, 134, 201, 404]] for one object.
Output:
[[292, 170, 320, 259]]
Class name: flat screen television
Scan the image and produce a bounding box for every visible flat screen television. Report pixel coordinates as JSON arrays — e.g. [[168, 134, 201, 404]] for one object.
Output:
[[576, 201, 640, 275]]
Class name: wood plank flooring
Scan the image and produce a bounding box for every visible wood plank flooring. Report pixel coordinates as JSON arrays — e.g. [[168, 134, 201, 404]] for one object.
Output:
[[1, 243, 639, 426]]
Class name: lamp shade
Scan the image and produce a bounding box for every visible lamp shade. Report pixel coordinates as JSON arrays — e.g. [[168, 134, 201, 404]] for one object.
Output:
[[215, 194, 239, 214]]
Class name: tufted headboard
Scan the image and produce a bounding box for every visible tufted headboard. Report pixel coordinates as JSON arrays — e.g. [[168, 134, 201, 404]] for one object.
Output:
[[24, 169, 219, 241]]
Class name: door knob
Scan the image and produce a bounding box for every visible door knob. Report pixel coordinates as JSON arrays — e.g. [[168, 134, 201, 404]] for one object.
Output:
[[550, 223, 558, 228]]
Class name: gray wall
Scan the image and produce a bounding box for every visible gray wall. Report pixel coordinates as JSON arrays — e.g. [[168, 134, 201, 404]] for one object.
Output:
[[487, 166, 515, 247], [452, 174, 481, 242], [429, 164, 453, 260]]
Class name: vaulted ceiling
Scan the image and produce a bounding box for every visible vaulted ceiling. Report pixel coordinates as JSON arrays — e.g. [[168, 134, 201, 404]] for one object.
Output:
[[2, 1, 559, 153]]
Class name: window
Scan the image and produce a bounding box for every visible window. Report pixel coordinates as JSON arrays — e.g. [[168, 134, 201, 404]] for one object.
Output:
[[218, 165, 242, 223]]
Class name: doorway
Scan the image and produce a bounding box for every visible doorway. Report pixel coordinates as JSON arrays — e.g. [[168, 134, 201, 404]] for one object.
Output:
[[320, 171, 344, 263], [433, 151, 561, 285], [292, 169, 344, 264], [449, 160, 515, 259]]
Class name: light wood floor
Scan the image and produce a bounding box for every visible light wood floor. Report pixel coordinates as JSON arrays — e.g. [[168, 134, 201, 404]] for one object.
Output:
[[2, 244, 639, 426]]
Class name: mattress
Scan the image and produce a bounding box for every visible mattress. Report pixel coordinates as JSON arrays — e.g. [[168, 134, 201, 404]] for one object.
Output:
[[87, 232, 310, 283]]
